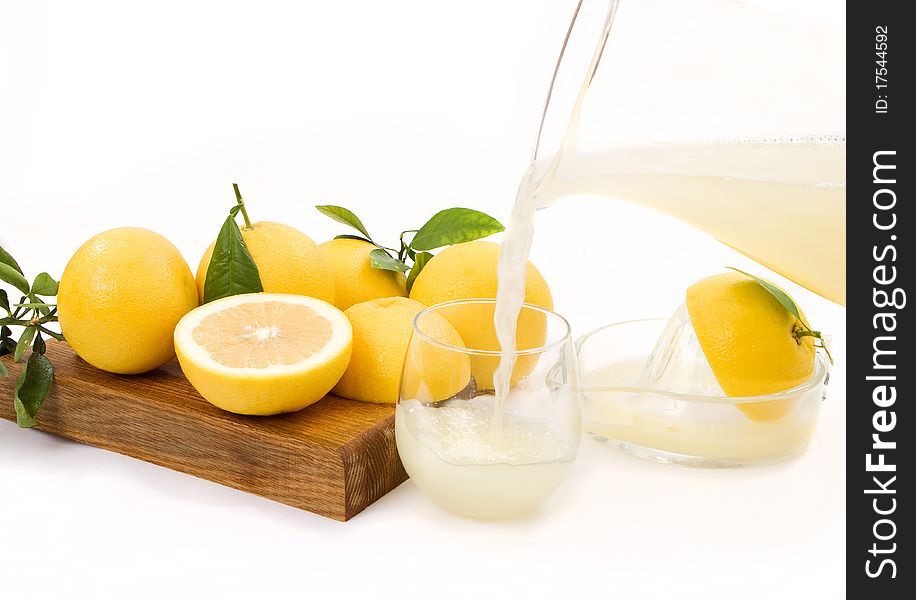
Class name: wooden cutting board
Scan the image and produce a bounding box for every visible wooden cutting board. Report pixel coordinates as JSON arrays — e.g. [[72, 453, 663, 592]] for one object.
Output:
[[0, 342, 407, 521]]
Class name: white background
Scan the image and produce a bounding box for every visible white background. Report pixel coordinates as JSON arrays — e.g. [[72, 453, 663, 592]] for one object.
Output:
[[2, 1, 845, 598]]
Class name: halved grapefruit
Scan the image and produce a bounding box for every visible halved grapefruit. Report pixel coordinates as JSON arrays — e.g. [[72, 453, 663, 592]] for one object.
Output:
[[174, 293, 352, 415]]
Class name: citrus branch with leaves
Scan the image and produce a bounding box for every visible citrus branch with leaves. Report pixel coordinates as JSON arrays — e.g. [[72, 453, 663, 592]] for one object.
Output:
[[315, 205, 505, 292], [1, 245, 62, 427]]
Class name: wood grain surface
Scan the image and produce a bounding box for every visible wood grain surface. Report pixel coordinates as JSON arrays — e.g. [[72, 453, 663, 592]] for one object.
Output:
[[0, 342, 407, 521]]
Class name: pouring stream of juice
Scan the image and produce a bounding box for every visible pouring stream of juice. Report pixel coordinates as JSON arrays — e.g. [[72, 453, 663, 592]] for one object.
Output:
[[492, 0, 845, 434], [492, 0, 616, 435]]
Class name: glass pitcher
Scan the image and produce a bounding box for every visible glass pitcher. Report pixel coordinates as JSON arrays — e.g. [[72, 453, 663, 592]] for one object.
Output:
[[527, 0, 846, 304]]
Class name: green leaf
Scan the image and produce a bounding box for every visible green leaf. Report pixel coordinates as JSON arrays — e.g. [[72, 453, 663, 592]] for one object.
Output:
[[727, 267, 808, 327], [410, 208, 504, 251], [0, 262, 30, 294], [13, 302, 54, 309], [0, 289, 9, 313], [14, 326, 36, 362], [0, 359, 7, 378], [316, 205, 373, 240], [0, 329, 15, 357], [203, 213, 264, 303], [406, 251, 432, 293], [31, 272, 59, 296], [0, 244, 23, 275], [14, 351, 53, 427], [368, 249, 409, 273], [334, 234, 375, 244], [14, 397, 36, 427], [28, 294, 51, 317], [33, 332, 46, 355]]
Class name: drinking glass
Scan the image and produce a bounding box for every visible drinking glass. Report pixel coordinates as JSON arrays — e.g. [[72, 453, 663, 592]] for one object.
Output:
[[396, 299, 579, 519]]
